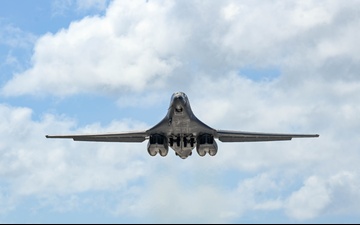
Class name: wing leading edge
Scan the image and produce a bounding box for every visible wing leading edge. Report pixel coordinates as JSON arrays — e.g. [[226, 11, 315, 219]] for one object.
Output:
[[216, 130, 319, 142], [46, 130, 319, 143], [46, 131, 148, 142]]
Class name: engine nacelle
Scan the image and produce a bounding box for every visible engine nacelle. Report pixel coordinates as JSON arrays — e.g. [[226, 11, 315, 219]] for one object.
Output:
[[147, 134, 169, 157], [196, 134, 218, 156]]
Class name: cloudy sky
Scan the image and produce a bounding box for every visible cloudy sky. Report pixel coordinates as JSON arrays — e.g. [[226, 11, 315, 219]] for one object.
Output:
[[1, 0, 360, 223]]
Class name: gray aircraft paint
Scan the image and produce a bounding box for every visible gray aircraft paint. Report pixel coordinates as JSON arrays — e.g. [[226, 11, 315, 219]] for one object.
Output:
[[46, 92, 319, 159]]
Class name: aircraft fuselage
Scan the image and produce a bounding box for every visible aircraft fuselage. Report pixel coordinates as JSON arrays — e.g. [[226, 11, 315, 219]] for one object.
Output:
[[46, 91, 319, 159], [147, 92, 216, 159]]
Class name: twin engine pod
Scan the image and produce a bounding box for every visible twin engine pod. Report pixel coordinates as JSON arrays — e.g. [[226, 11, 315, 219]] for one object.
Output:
[[147, 134, 169, 157], [196, 134, 218, 156], [147, 133, 218, 158]]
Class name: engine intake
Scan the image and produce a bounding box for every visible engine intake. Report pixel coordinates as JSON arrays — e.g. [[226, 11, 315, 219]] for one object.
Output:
[[147, 134, 169, 157], [196, 134, 218, 156]]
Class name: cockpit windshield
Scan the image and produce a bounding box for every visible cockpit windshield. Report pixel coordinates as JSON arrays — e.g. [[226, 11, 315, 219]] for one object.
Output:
[[170, 92, 187, 106]]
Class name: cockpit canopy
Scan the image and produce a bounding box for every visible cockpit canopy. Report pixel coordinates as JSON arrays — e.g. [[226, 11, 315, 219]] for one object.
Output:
[[170, 92, 188, 106]]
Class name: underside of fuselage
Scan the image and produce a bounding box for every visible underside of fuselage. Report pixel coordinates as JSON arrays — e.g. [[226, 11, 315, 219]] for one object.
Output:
[[146, 92, 218, 159], [46, 91, 319, 159], [45, 91, 320, 159], [170, 135, 196, 159], [147, 133, 217, 159]]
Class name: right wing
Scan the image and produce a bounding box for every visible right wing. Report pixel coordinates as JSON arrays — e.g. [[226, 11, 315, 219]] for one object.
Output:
[[216, 130, 319, 142], [46, 130, 148, 142]]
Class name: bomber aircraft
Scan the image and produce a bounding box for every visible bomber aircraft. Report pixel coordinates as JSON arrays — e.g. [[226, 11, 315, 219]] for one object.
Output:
[[46, 92, 319, 159]]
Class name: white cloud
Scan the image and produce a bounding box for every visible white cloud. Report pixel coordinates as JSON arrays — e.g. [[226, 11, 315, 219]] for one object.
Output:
[[4, 0, 184, 96], [0, 104, 149, 197], [114, 174, 237, 223], [2, 0, 360, 223], [1, 92, 360, 222], [285, 172, 360, 220], [286, 176, 331, 220], [4, 0, 360, 97]]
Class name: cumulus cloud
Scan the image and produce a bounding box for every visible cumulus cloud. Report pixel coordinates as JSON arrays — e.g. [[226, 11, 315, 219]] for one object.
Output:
[[3, 0, 184, 96], [2, 0, 360, 223], [3, 0, 360, 97], [0, 97, 360, 222], [0, 104, 149, 197], [286, 172, 360, 220], [286, 176, 331, 219]]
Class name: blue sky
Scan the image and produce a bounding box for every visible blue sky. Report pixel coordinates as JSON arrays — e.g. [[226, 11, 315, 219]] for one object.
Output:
[[1, 0, 360, 223]]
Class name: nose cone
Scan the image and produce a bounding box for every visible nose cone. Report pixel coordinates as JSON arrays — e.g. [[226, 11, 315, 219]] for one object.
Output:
[[171, 92, 187, 112], [174, 95, 184, 103]]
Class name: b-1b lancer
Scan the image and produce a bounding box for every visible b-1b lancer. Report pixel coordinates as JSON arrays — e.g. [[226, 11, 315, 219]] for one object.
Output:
[[46, 92, 319, 159]]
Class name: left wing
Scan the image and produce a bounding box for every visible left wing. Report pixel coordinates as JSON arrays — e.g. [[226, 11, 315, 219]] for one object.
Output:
[[216, 130, 319, 142], [46, 130, 148, 142]]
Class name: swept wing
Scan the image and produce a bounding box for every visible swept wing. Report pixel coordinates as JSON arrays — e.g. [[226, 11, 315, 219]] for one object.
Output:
[[46, 131, 148, 142], [216, 130, 319, 142]]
